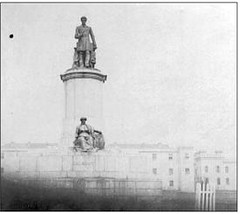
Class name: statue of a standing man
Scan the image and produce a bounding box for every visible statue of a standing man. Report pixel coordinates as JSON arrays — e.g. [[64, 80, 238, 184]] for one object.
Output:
[[74, 16, 97, 68]]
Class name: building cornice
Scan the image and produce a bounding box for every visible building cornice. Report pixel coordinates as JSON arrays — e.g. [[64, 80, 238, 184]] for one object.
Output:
[[194, 156, 224, 160], [139, 150, 178, 153]]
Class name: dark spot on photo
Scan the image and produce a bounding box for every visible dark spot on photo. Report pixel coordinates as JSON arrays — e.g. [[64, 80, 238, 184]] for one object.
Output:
[[9, 34, 14, 39]]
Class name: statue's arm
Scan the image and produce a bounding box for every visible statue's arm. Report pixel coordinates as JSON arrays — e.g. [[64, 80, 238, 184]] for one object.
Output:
[[89, 27, 97, 49], [75, 27, 81, 39]]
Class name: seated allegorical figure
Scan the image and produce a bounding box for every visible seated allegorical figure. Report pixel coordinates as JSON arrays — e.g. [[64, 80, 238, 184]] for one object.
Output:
[[73, 117, 105, 152]]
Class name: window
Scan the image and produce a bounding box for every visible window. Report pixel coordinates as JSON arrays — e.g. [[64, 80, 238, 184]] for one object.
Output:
[[169, 168, 173, 175], [185, 153, 190, 159], [152, 153, 157, 161], [217, 178, 221, 185], [185, 168, 190, 174], [169, 153, 173, 160], [205, 166, 208, 173], [225, 166, 229, 173], [169, 180, 174, 186], [152, 168, 157, 175], [216, 166, 220, 173], [226, 178, 230, 185]]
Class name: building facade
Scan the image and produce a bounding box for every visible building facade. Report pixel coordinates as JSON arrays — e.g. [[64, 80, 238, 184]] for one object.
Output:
[[1, 143, 236, 194], [108, 144, 195, 192], [194, 151, 236, 191]]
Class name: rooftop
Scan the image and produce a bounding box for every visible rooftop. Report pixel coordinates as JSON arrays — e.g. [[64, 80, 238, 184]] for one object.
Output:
[[108, 143, 170, 150], [2, 142, 58, 150]]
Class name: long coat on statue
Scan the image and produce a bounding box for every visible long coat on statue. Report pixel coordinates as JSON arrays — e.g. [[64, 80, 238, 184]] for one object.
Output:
[[75, 25, 97, 51]]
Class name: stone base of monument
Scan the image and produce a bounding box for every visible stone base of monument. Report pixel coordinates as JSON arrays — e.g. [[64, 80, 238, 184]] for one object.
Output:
[[60, 67, 107, 147]]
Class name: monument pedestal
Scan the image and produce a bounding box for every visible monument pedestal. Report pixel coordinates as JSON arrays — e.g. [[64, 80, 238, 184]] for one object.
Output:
[[60, 68, 107, 147]]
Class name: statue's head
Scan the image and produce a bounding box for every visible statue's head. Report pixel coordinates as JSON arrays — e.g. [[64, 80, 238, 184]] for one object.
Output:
[[81, 16, 87, 25], [80, 117, 87, 124]]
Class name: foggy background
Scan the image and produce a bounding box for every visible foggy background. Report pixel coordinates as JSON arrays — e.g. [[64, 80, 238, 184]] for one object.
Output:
[[1, 3, 236, 158]]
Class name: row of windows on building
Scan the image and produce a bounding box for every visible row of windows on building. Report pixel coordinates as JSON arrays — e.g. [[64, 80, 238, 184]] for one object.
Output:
[[152, 153, 190, 160], [152, 168, 190, 175], [204, 165, 229, 173], [205, 177, 230, 185], [158, 178, 229, 187]]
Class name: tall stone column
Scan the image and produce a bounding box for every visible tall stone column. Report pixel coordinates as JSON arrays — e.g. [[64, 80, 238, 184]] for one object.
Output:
[[60, 68, 107, 147]]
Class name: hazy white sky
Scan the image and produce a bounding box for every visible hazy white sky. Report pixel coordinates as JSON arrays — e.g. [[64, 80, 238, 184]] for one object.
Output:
[[1, 3, 236, 157]]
